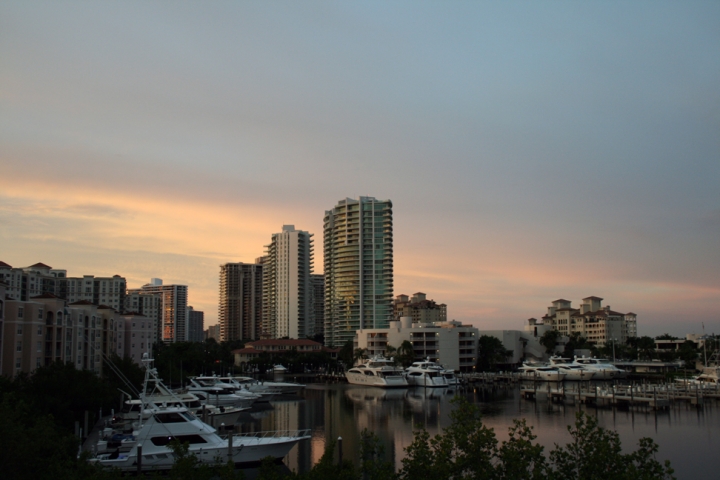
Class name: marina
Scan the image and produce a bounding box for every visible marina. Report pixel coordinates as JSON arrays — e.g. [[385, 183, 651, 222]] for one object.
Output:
[[82, 375, 720, 478]]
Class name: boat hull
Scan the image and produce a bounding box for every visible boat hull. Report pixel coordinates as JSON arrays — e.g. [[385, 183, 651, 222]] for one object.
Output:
[[345, 372, 408, 388]]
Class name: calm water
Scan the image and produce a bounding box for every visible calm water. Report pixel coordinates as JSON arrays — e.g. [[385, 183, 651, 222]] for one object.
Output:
[[235, 383, 720, 479]]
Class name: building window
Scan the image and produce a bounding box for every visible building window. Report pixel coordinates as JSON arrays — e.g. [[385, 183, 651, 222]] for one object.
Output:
[[37, 341, 41, 353], [38, 309, 43, 319], [37, 326, 42, 335], [16, 358, 21, 369], [17, 341, 22, 352], [18, 308, 24, 318], [17, 325, 23, 335]]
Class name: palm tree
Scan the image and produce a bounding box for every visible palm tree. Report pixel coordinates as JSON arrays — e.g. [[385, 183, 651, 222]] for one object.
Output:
[[397, 340, 415, 367], [353, 347, 368, 366], [385, 344, 397, 359]]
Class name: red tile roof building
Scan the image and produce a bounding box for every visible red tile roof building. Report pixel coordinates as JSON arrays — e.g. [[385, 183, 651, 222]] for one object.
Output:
[[540, 296, 637, 346]]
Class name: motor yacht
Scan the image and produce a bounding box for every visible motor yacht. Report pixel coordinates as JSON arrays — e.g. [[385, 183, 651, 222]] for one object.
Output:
[[548, 356, 595, 381], [91, 355, 310, 472], [193, 375, 276, 403], [404, 359, 448, 387], [115, 381, 246, 429], [186, 378, 260, 409], [227, 375, 306, 395], [571, 357, 627, 380], [345, 355, 409, 387], [441, 369, 461, 386], [269, 364, 288, 373], [518, 363, 566, 382]]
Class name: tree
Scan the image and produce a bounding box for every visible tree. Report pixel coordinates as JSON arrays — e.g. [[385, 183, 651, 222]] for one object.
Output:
[[564, 332, 592, 359], [398, 398, 674, 480], [477, 335, 511, 371], [338, 340, 354, 368], [353, 348, 368, 365], [549, 413, 674, 480], [540, 330, 561, 354], [397, 340, 415, 367]]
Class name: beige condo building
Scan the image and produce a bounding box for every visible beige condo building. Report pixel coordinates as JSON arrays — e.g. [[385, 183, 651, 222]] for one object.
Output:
[[541, 296, 638, 346]]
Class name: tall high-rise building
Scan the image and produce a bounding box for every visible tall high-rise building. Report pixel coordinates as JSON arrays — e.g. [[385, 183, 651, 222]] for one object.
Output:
[[218, 262, 263, 341], [187, 306, 205, 342], [310, 274, 325, 338], [127, 279, 188, 343], [323, 197, 393, 347], [262, 225, 314, 339]]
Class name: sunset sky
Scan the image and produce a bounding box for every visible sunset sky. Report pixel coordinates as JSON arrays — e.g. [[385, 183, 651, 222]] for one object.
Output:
[[1, 1, 718, 336]]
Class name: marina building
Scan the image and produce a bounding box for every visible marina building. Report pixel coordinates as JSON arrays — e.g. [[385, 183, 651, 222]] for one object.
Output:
[[262, 225, 315, 339], [354, 318, 479, 372], [218, 262, 263, 341], [324, 197, 394, 347]]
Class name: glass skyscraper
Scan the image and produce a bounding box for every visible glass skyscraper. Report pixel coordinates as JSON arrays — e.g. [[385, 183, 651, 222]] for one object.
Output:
[[323, 197, 393, 347]]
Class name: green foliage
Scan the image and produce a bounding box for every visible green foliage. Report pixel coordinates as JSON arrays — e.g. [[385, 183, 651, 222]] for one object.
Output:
[[396, 340, 415, 368], [338, 340, 355, 367], [563, 332, 593, 359], [398, 398, 673, 480], [477, 335, 511, 371], [359, 428, 396, 480], [539, 330, 561, 354], [549, 413, 674, 480], [353, 348, 368, 365]]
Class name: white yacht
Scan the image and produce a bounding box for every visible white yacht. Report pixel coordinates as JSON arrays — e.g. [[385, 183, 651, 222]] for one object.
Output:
[[518, 364, 567, 382], [187, 378, 261, 409], [229, 375, 306, 395], [548, 356, 595, 381], [194, 375, 276, 403], [404, 359, 448, 387], [115, 381, 246, 428], [91, 355, 310, 472], [441, 369, 461, 386], [345, 355, 409, 387], [572, 357, 627, 380]]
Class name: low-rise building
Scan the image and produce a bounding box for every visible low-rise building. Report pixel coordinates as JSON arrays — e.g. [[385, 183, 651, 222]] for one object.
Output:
[[232, 338, 324, 366]]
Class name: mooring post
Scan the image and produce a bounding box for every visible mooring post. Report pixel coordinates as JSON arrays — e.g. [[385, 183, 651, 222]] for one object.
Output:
[[137, 444, 142, 474], [84, 411, 89, 440], [227, 427, 233, 462], [338, 436, 343, 465]]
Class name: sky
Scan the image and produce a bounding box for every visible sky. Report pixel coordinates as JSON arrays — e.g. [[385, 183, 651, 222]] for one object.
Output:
[[1, 1, 718, 337]]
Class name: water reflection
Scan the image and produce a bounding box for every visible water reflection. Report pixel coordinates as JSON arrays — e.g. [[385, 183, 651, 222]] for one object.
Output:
[[233, 384, 719, 479]]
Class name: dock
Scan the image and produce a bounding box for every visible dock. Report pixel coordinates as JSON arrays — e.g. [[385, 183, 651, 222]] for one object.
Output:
[[520, 381, 720, 410]]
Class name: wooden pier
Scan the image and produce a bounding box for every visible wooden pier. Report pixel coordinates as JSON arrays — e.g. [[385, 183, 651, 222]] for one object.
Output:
[[520, 381, 720, 410]]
